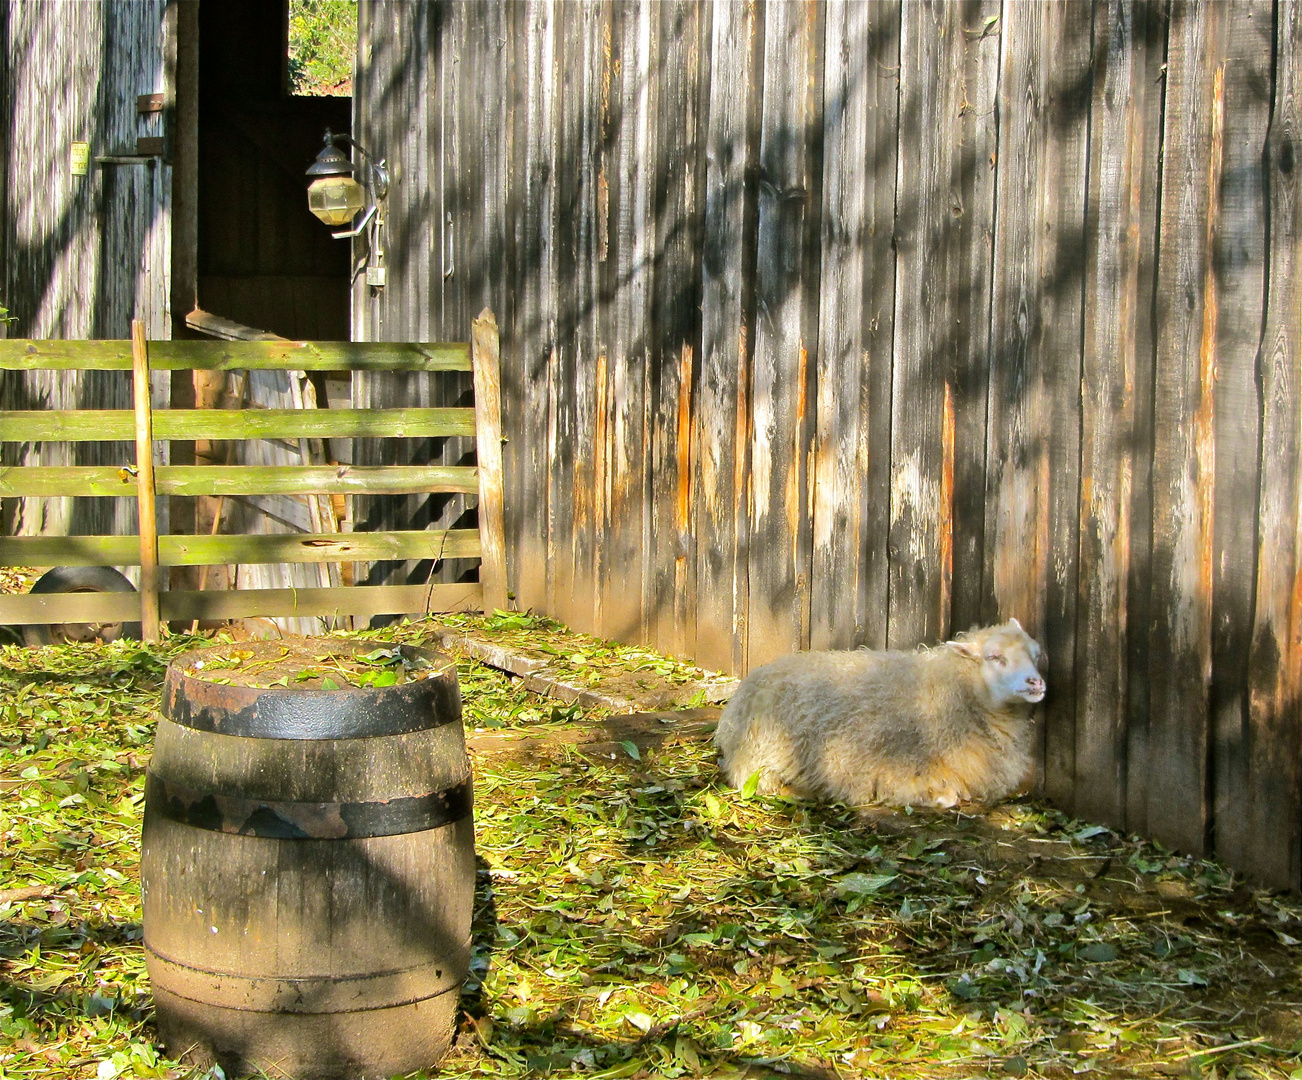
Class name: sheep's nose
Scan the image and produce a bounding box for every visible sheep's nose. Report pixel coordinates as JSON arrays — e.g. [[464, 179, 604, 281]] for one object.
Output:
[[1027, 676, 1045, 693]]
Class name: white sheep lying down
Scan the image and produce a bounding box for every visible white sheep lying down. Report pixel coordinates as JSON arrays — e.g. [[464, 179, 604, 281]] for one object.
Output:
[[713, 620, 1046, 810]]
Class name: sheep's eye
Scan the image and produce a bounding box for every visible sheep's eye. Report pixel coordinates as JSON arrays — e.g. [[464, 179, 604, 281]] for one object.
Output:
[[986, 653, 1006, 666]]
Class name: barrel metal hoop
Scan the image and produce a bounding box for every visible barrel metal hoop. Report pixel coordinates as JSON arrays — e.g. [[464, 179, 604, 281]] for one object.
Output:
[[144, 944, 467, 1014], [163, 644, 462, 740], [145, 772, 473, 839]]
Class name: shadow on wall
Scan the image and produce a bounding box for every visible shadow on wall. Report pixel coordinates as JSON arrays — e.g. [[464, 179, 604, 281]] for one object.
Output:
[[0, 1, 170, 540]]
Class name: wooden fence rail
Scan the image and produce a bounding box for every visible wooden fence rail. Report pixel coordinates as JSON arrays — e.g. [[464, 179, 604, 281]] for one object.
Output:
[[0, 312, 507, 637]]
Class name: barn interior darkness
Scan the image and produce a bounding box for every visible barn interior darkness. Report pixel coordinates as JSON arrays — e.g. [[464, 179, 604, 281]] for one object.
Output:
[[197, 0, 350, 339]]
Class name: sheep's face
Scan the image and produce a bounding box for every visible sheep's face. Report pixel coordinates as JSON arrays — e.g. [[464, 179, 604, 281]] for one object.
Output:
[[950, 619, 1047, 707]]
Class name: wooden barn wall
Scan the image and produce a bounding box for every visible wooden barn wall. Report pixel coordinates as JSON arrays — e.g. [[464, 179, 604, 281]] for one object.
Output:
[[0, 0, 172, 546], [354, 0, 1302, 890]]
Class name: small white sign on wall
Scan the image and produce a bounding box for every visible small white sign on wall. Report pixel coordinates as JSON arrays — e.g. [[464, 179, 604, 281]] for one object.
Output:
[[70, 142, 89, 176]]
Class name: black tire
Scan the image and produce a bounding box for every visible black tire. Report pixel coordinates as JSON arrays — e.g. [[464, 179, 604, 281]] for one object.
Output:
[[22, 565, 142, 647]]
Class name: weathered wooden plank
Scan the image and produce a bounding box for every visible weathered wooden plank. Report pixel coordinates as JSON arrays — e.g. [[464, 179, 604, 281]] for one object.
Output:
[[2, 407, 478, 442], [0, 339, 472, 372], [889, 0, 999, 649], [694, 0, 761, 673], [1146, 1, 1225, 857], [985, 2, 1091, 799], [131, 322, 161, 641], [744, 0, 822, 671], [1074, 0, 1168, 822], [0, 465, 478, 498], [472, 309, 508, 613], [0, 582, 485, 627], [811, 0, 899, 653], [506, 0, 559, 617], [549, 0, 606, 632], [694, 49, 747, 661], [1245, 0, 1302, 890], [1208, 0, 1271, 876], [0, 529, 482, 568], [158, 583, 485, 622], [0, 590, 142, 627], [599, 0, 657, 646], [646, 0, 704, 660]]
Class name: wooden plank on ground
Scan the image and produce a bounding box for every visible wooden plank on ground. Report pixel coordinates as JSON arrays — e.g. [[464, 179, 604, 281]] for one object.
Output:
[[0, 465, 478, 497], [1208, 0, 1271, 877], [745, 0, 822, 671], [158, 582, 484, 622], [2, 407, 477, 442], [888, 0, 999, 649], [694, 0, 761, 674], [812, 0, 899, 653], [1145, 1, 1225, 857], [1075, 0, 1168, 822], [1244, 0, 1302, 891], [0, 339, 472, 372]]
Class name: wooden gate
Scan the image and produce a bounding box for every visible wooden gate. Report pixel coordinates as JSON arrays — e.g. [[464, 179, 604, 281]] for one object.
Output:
[[0, 312, 506, 639]]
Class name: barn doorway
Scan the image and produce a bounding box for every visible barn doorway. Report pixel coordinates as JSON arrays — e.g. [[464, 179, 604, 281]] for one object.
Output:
[[195, 0, 351, 340]]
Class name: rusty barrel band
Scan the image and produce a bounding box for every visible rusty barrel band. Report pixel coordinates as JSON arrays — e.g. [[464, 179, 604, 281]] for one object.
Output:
[[163, 644, 461, 740], [145, 944, 467, 1014], [146, 772, 473, 840]]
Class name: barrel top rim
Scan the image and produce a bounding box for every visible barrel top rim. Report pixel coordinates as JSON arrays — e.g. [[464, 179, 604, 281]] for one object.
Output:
[[162, 637, 460, 740]]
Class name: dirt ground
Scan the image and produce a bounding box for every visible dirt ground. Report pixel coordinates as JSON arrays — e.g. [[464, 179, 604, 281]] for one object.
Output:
[[0, 607, 1300, 1079]]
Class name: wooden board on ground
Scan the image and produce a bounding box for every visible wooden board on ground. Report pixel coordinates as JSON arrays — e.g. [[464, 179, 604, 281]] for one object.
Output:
[[465, 708, 719, 763]]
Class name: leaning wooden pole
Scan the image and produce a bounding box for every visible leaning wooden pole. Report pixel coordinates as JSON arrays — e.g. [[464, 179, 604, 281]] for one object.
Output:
[[471, 308, 508, 614], [131, 320, 162, 641]]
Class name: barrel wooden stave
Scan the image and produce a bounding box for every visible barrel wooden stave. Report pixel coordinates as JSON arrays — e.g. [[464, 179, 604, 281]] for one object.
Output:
[[142, 642, 474, 1079]]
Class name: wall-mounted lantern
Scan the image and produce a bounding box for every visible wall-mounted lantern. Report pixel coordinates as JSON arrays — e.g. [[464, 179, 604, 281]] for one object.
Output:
[[306, 129, 389, 239]]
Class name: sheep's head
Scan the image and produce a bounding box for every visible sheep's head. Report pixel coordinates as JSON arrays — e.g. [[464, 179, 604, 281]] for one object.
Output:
[[948, 618, 1047, 707]]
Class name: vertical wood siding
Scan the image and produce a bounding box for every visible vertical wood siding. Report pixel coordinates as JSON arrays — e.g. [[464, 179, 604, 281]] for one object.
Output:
[[355, 0, 1302, 889], [0, 0, 171, 546]]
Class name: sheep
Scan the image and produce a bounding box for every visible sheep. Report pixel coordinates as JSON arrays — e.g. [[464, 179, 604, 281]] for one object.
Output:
[[713, 620, 1046, 810]]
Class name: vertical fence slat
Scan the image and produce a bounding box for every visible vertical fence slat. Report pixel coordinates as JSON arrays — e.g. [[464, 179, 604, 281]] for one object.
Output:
[[811, 0, 899, 654], [987, 2, 1091, 799], [647, 0, 705, 661], [1245, 0, 1302, 891], [1146, 1, 1225, 856], [745, 0, 822, 670], [131, 322, 160, 641], [596, 1, 657, 643], [1075, 1, 1168, 822], [560, 2, 607, 633], [506, 0, 557, 615], [695, 0, 760, 674], [1207, 0, 1271, 872], [889, 0, 999, 649]]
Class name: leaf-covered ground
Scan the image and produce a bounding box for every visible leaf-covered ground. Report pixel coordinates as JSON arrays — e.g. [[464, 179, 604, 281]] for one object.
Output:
[[1, 615, 1301, 1080]]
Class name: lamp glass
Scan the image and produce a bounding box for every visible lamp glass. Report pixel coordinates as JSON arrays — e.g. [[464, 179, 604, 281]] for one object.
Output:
[[308, 175, 366, 226]]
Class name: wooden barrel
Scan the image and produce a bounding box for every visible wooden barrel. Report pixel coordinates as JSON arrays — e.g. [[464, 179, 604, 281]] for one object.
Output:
[[141, 639, 474, 1080]]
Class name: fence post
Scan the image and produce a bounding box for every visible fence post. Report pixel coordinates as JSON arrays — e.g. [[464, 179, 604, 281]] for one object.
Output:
[[471, 308, 508, 614], [131, 320, 162, 641]]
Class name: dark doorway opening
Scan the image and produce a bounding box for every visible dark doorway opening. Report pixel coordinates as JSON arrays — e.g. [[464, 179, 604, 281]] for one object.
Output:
[[197, 1, 350, 340]]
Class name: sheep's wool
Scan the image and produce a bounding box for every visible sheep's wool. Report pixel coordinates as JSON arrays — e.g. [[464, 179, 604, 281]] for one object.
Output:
[[713, 621, 1046, 810]]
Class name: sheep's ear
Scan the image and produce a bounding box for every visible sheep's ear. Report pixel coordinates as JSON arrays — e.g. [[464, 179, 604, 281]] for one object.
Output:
[[1008, 616, 1023, 632], [946, 639, 982, 661]]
